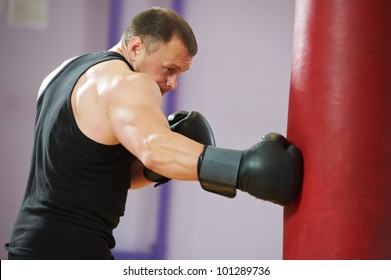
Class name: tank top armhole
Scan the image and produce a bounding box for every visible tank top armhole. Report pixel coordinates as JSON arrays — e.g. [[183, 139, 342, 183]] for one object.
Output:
[[65, 52, 133, 151]]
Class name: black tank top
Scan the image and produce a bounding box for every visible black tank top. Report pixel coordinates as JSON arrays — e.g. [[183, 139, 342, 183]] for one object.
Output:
[[7, 51, 137, 259]]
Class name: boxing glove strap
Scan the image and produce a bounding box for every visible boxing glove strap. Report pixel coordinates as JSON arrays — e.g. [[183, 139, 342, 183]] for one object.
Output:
[[198, 146, 243, 198]]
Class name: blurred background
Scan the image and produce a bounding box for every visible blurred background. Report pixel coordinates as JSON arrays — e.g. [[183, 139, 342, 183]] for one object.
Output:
[[0, 0, 295, 260]]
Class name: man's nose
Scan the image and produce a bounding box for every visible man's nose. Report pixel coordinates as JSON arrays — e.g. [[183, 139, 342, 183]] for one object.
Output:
[[166, 75, 178, 90]]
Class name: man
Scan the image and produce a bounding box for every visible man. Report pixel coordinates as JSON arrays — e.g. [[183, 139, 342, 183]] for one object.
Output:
[[6, 7, 303, 260]]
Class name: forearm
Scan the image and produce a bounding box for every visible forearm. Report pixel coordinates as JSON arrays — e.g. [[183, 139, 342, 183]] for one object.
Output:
[[141, 131, 204, 181], [129, 132, 203, 189]]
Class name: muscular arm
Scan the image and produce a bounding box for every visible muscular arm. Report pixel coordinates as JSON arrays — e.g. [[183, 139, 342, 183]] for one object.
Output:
[[129, 159, 150, 189], [107, 72, 204, 185]]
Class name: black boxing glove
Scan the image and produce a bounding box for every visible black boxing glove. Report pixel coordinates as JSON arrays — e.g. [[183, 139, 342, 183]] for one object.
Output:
[[197, 132, 303, 206], [144, 111, 216, 186]]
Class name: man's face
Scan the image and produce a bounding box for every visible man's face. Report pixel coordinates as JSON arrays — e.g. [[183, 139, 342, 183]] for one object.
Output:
[[134, 36, 193, 95]]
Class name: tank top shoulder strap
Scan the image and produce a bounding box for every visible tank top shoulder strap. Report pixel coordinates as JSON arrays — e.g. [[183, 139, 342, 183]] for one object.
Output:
[[100, 51, 135, 71]]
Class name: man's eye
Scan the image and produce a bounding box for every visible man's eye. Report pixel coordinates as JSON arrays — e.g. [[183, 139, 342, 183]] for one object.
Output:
[[165, 68, 175, 73]]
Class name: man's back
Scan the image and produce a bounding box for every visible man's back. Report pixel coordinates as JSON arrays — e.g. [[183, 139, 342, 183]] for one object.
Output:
[[6, 52, 137, 259]]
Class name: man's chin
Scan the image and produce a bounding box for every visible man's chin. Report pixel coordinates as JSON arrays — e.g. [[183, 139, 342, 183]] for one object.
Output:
[[160, 89, 170, 96]]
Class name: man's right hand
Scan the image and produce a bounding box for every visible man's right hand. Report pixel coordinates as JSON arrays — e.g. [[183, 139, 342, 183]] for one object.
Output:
[[198, 133, 303, 206]]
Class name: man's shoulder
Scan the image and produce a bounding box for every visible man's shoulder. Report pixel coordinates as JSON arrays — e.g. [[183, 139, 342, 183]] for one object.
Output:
[[113, 71, 159, 94]]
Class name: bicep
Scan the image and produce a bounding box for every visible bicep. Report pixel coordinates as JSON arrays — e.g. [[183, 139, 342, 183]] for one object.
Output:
[[107, 75, 169, 160], [107, 74, 203, 181]]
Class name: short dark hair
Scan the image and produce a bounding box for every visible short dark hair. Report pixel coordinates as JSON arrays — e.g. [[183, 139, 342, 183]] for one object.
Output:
[[121, 7, 197, 56]]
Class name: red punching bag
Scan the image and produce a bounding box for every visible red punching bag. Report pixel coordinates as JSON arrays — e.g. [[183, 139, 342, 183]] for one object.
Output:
[[284, 0, 391, 259]]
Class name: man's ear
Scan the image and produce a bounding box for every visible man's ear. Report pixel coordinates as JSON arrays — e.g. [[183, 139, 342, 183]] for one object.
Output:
[[128, 36, 144, 60]]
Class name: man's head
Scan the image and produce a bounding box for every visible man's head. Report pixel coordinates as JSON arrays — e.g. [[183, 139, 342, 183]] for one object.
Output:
[[121, 7, 197, 56], [121, 7, 198, 95]]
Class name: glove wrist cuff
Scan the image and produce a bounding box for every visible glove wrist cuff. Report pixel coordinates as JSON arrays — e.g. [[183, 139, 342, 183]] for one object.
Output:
[[198, 146, 243, 198]]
